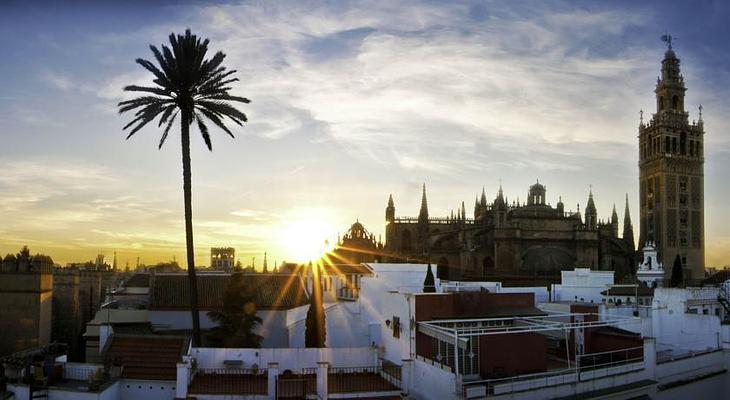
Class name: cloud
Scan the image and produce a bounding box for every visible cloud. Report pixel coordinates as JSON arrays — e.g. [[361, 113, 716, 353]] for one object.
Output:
[[39, 70, 72, 91]]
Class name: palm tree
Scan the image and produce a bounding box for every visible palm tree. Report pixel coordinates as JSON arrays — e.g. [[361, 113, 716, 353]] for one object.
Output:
[[118, 29, 249, 345]]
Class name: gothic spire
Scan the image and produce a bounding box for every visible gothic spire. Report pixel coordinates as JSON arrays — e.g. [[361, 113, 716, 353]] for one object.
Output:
[[461, 201, 466, 220], [623, 194, 635, 251], [388, 193, 394, 207], [585, 187, 597, 214], [480, 187, 487, 207], [611, 203, 619, 237], [263, 251, 268, 273], [418, 183, 428, 223]]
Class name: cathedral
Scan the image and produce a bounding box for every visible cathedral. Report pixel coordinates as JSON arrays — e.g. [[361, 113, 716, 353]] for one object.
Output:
[[331, 43, 705, 285], [382, 183, 635, 284]]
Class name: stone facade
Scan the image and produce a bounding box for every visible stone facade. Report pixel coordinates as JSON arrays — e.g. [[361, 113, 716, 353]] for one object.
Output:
[[638, 46, 705, 280], [52, 269, 82, 360], [0, 255, 53, 356], [384, 183, 635, 285]]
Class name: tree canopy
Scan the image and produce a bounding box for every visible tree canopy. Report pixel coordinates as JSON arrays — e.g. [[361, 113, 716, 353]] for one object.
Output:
[[207, 273, 263, 348], [670, 254, 684, 288], [423, 264, 436, 293], [305, 262, 326, 348]]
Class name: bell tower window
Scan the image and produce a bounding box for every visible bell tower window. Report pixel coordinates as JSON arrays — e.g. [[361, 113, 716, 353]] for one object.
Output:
[[680, 132, 687, 155], [672, 95, 679, 110]]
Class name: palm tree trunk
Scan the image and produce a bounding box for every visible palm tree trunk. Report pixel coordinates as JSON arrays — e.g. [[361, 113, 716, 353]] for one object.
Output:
[[181, 108, 202, 346]]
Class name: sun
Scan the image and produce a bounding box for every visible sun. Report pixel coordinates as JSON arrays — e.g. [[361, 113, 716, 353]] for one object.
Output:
[[281, 210, 336, 263]]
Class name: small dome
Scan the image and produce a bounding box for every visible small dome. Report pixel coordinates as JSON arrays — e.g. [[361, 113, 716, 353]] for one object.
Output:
[[664, 48, 676, 59], [350, 221, 365, 232], [530, 180, 545, 191]]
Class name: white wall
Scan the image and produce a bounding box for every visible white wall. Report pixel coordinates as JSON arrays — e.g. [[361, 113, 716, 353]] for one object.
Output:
[[652, 289, 723, 352], [411, 359, 457, 399], [287, 302, 370, 348], [149, 309, 291, 348], [191, 347, 376, 372], [499, 286, 549, 304], [551, 268, 614, 304], [118, 379, 176, 400], [47, 381, 121, 400]]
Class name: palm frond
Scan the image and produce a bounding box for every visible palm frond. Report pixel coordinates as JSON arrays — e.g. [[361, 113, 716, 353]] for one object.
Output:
[[120, 29, 249, 149], [197, 100, 248, 123], [158, 111, 178, 149], [123, 85, 173, 98], [196, 117, 212, 151], [196, 108, 235, 138], [157, 104, 177, 127], [201, 94, 250, 103]]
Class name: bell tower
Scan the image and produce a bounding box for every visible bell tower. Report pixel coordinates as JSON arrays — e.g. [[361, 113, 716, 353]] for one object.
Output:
[[639, 37, 705, 280]]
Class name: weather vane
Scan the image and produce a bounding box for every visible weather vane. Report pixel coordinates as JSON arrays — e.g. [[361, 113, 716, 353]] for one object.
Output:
[[661, 33, 674, 50]]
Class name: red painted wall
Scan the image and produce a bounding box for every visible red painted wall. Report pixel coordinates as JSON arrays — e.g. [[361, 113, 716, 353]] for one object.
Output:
[[415, 292, 546, 378]]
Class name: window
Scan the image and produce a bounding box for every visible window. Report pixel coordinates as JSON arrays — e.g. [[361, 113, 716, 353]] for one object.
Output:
[[679, 180, 687, 192], [680, 132, 687, 155], [392, 316, 400, 338]]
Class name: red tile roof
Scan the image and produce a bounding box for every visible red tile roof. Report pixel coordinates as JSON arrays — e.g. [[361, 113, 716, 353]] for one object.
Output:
[[150, 274, 309, 311], [105, 335, 187, 381]]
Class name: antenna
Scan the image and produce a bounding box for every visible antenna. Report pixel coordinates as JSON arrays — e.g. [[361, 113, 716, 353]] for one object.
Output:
[[660, 34, 673, 50]]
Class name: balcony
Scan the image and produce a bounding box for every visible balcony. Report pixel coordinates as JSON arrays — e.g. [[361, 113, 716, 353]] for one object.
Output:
[[337, 286, 360, 300]]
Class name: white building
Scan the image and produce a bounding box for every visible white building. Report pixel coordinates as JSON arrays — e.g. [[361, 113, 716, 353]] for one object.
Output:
[[637, 242, 665, 288], [551, 268, 615, 303]]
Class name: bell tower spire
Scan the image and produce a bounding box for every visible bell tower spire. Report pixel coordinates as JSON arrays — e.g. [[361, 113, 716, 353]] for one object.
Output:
[[639, 41, 705, 279]]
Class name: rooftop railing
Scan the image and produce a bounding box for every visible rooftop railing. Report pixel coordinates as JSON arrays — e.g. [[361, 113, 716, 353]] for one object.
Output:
[[461, 346, 645, 398], [188, 368, 267, 395], [328, 365, 401, 393]]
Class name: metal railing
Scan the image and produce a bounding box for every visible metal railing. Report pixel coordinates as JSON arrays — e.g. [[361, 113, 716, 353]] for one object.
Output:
[[462, 346, 645, 398], [328, 366, 401, 393], [577, 346, 644, 372], [188, 368, 267, 395], [277, 368, 317, 398], [62, 364, 102, 381]]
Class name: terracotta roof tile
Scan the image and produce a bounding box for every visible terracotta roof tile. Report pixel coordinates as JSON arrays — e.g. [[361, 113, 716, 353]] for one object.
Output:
[[150, 274, 308, 311]]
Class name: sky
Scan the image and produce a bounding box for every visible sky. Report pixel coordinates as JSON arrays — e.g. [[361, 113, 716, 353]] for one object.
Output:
[[0, 0, 729, 268]]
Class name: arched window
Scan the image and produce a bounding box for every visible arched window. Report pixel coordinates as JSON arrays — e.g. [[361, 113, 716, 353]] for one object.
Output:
[[665, 137, 670, 153], [483, 256, 494, 274], [401, 230, 412, 252], [672, 95, 679, 110], [659, 96, 664, 111]]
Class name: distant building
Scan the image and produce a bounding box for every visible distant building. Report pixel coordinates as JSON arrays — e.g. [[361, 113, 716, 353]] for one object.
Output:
[[52, 269, 82, 360], [210, 247, 235, 270], [638, 46, 705, 280], [0, 248, 54, 356], [329, 220, 384, 264], [148, 273, 309, 347], [636, 241, 665, 288], [383, 183, 635, 285]]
